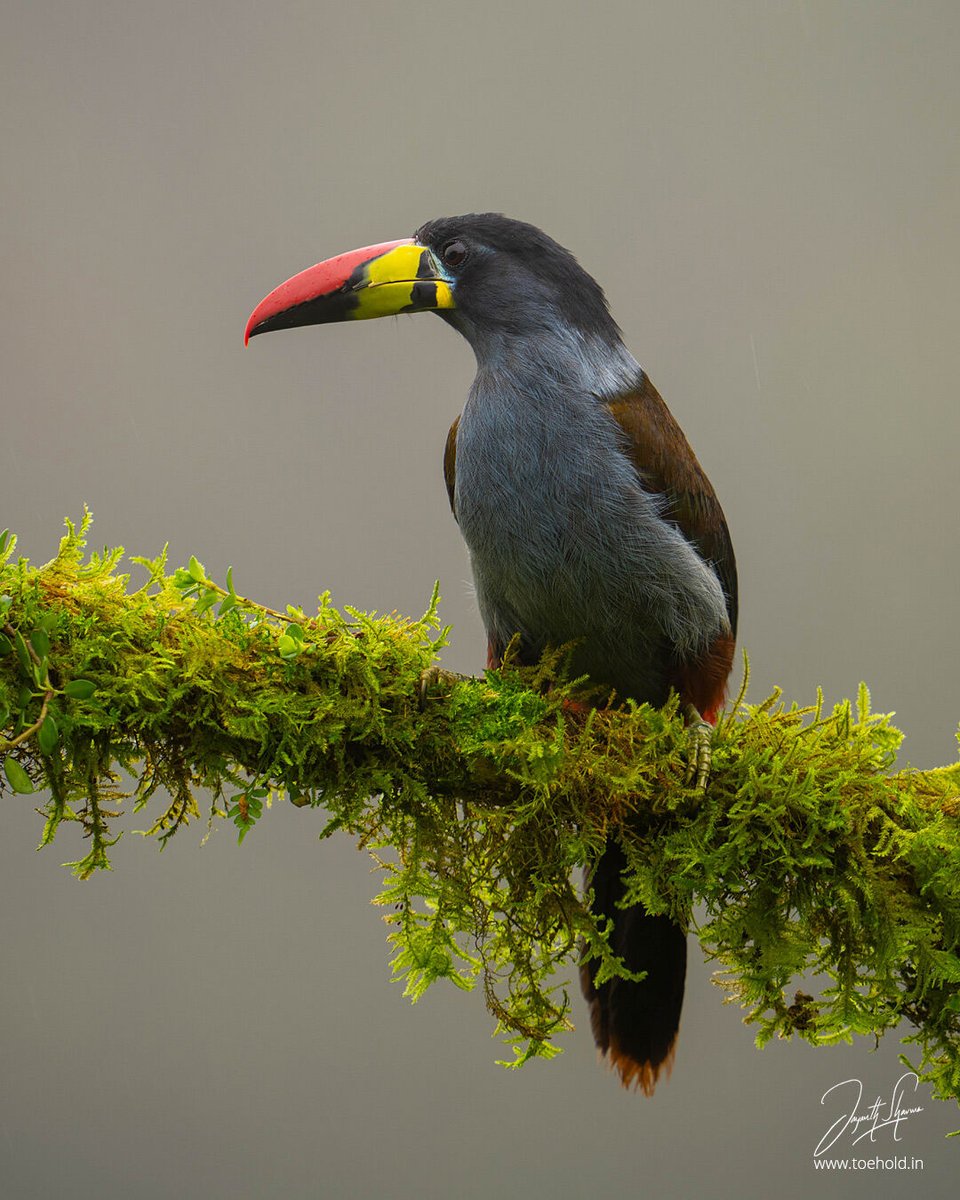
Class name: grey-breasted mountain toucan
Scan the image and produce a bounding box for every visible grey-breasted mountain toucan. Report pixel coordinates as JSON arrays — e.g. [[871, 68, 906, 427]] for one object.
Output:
[[245, 213, 738, 1094]]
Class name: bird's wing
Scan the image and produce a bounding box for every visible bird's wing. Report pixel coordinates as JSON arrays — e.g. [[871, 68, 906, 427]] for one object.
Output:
[[443, 414, 460, 519], [604, 374, 738, 636], [443, 384, 737, 632]]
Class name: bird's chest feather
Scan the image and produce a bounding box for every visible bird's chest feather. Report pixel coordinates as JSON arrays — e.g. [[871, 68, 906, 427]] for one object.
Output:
[[451, 374, 729, 695], [453, 382, 655, 652], [454, 385, 629, 589]]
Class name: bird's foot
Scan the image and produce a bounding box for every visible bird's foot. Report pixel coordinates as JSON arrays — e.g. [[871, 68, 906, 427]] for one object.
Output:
[[418, 665, 465, 710], [682, 703, 714, 791]]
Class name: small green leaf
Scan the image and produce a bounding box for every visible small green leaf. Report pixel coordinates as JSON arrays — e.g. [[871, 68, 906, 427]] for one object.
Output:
[[193, 590, 218, 617], [0, 632, 12, 656], [39, 611, 58, 634], [63, 679, 97, 700], [226, 566, 236, 596], [38, 714, 59, 755], [30, 629, 50, 659], [284, 623, 304, 641], [3, 756, 34, 794], [187, 555, 205, 583], [15, 631, 31, 673], [277, 634, 299, 659]]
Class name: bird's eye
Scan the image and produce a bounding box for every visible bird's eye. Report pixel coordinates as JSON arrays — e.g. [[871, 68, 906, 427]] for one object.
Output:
[[441, 240, 468, 268]]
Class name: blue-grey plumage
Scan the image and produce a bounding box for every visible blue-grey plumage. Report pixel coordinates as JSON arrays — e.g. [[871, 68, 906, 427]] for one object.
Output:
[[450, 327, 730, 704]]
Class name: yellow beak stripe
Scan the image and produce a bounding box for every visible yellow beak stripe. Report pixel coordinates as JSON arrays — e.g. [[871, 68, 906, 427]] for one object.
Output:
[[353, 244, 455, 320]]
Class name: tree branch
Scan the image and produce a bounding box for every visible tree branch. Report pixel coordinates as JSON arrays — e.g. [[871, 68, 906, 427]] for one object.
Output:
[[2, 514, 959, 1114]]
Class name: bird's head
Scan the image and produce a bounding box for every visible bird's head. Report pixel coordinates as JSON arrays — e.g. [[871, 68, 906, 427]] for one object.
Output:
[[244, 213, 622, 359]]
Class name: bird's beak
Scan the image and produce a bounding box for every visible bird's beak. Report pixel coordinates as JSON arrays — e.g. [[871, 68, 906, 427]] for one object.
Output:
[[244, 239, 455, 344]]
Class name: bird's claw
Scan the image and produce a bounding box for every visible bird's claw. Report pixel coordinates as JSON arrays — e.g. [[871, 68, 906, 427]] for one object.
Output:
[[682, 703, 714, 791], [418, 665, 463, 710]]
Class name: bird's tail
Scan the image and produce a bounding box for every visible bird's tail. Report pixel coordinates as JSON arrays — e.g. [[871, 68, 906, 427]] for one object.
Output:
[[580, 841, 687, 1095]]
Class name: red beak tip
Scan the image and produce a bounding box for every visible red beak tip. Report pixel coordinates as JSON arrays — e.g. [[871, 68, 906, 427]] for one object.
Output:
[[242, 238, 414, 351]]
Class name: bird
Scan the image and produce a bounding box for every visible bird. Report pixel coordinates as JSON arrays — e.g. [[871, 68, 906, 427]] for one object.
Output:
[[245, 213, 738, 1094]]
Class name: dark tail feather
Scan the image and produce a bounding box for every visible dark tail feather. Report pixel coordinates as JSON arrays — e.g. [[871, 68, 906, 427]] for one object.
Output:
[[580, 841, 687, 1095]]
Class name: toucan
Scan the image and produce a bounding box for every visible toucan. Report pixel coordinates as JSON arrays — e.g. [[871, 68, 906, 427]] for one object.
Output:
[[245, 214, 738, 1094]]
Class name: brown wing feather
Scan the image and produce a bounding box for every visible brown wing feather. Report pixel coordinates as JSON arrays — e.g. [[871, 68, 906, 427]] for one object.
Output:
[[443, 414, 460, 519], [604, 373, 738, 637]]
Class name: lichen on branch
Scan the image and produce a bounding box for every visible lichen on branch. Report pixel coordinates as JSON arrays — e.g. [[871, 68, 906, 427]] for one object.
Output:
[[1, 513, 959, 1116]]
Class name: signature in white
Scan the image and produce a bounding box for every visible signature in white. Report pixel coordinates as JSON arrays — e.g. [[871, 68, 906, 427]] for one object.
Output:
[[814, 1072, 924, 1157]]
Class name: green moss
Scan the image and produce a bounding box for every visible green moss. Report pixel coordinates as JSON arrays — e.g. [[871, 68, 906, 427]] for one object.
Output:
[[2, 514, 959, 1115]]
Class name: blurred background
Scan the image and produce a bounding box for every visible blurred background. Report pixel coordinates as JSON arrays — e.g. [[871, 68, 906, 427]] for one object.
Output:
[[2, 2, 958, 1196]]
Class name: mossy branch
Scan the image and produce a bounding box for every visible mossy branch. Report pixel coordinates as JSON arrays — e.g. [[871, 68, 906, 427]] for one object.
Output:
[[2, 514, 959, 1117]]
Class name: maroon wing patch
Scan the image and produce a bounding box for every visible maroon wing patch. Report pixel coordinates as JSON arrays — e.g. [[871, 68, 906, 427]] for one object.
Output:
[[443, 415, 459, 519], [605, 374, 738, 721], [604, 373, 738, 638]]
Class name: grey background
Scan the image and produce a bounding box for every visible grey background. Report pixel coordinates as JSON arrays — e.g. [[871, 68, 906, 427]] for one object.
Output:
[[2, 2, 958, 1197]]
